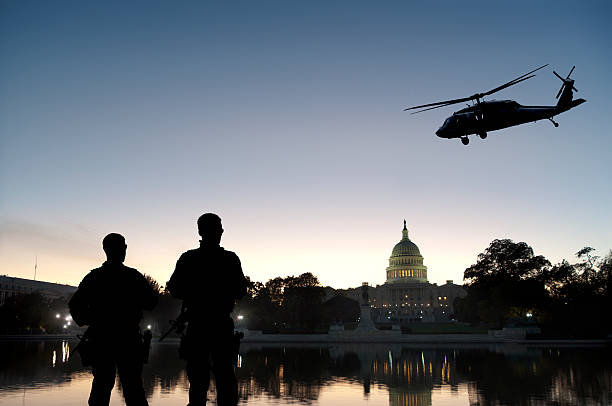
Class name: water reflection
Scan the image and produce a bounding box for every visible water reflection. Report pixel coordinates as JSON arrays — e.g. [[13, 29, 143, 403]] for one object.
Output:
[[0, 340, 609, 406]]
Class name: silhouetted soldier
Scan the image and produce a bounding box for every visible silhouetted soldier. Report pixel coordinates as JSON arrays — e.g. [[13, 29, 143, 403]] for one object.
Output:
[[69, 233, 158, 406], [167, 213, 247, 406]]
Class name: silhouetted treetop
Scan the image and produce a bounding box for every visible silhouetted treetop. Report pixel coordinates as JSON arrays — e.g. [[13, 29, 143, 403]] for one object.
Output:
[[464, 239, 550, 286], [144, 274, 163, 295], [284, 273, 320, 289]]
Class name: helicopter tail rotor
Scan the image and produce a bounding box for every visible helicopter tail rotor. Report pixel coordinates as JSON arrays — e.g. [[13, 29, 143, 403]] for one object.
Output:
[[554, 66, 578, 99]]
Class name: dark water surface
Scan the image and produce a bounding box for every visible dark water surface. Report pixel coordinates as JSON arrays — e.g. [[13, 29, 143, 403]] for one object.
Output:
[[0, 340, 610, 406]]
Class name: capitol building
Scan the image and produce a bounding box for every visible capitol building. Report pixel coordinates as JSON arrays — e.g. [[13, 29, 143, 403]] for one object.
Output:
[[337, 221, 466, 322]]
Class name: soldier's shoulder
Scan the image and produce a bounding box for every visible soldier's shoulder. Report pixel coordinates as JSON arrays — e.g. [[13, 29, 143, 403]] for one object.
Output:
[[221, 247, 239, 258], [121, 265, 149, 283], [179, 248, 200, 258], [80, 266, 103, 283], [177, 248, 201, 264], [122, 264, 138, 272]]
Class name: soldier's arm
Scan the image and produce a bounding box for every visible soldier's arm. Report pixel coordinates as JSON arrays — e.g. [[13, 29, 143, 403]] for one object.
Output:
[[69, 275, 93, 326], [232, 254, 248, 301], [167, 253, 189, 300]]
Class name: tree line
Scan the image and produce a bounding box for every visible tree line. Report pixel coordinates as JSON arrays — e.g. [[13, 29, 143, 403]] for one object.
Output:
[[234, 272, 359, 332], [148, 272, 360, 334], [0, 293, 70, 334], [454, 239, 611, 338]]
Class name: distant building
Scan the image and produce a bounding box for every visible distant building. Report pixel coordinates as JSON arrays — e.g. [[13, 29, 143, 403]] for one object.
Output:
[[336, 221, 466, 322], [0, 275, 76, 306]]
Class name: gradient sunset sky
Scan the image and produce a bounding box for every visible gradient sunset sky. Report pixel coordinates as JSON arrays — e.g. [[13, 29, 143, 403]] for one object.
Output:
[[1, 1, 611, 289]]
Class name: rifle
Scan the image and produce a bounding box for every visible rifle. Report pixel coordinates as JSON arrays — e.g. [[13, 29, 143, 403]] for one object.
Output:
[[69, 327, 94, 366], [159, 304, 188, 342]]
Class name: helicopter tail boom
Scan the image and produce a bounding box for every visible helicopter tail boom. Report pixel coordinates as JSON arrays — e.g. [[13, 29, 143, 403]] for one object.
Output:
[[557, 97, 586, 113]]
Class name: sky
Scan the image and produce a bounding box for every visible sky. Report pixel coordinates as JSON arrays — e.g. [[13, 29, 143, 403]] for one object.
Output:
[[1, 1, 611, 289]]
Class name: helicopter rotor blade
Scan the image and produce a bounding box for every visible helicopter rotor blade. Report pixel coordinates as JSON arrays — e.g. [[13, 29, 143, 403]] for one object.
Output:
[[404, 96, 473, 111], [567, 66, 577, 92], [481, 64, 548, 96], [409, 102, 457, 114], [517, 63, 549, 79], [482, 75, 535, 97], [404, 64, 548, 113]]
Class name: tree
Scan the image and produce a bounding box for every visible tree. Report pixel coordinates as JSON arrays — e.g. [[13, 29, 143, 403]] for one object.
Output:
[[0, 292, 47, 333], [541, 260, 579, 299], [284, 272, 320, 289], [458, 239, 550, 327], [576, 247, 598, 268], [457, 240, 611, 337], [464, 239, 550, 286], [263, 277, 285, 306], [283, 285, 325, 330], [542, 249, 611, 337], [143, 274, 163, 295], [234, 273, 327, 331], [323, 295, 360, 324], [244, 276, 264, 299]]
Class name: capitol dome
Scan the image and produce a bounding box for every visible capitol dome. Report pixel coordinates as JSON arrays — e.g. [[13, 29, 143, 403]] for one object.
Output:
[[385, 221, 428, 283], [392, 237, 421, 257]]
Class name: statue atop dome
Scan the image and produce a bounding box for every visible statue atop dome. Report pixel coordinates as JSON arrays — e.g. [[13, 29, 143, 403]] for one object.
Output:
[[402, 219, 409, 240]]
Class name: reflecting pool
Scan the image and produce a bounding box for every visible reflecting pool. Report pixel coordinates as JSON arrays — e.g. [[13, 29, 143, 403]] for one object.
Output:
[[0, 340, 610, 405]]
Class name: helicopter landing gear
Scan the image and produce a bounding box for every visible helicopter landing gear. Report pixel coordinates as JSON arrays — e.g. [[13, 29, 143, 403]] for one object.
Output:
[[479, 132, 487, 139], [461, 136, 469, 145], [549, 117, 559, 127]]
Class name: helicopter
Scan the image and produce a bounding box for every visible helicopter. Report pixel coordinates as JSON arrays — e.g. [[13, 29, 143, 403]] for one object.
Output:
[[404, 65, 586, 145]]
